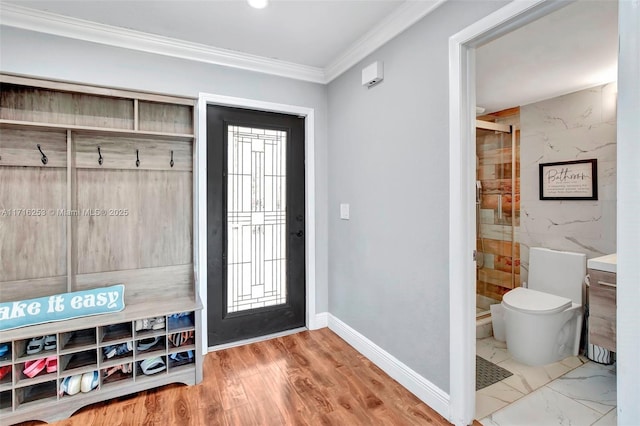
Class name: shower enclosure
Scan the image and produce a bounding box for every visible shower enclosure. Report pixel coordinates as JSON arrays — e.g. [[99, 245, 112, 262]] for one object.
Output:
[[476, 118, 520, 317]]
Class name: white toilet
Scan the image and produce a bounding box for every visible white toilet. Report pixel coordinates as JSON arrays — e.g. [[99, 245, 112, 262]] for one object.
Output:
[[502, 247, 586, 366]]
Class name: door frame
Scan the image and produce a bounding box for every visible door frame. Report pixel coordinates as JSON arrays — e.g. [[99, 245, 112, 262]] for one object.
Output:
[[196, 93, 316, 355], [448, 1, 583, 424]]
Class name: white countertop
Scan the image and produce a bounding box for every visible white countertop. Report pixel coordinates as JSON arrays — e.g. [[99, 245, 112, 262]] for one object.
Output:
[[587, 253, 617, 273]]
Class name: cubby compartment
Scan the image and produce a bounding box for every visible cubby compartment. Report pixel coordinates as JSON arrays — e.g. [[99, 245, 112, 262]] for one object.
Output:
[[138, 100, 193, 135], [15, 380, 57, 409], [100, 341, 133, 364], [15, 336, 58, 363], [168, 350, 195, 370], [136, 356, 167, 378], [60, 350, 97, 375], [0, 342, 11, 363], [100, 323, 132, 344], [135, 336, 165, 357], [0, 83, 134, 130], [59, 371, 100, 398], [167, 312, 195, 332], [101, 362, 133, 387], [0, 390, 11, 412], [60, 329, 97, 354], [134, 316, 166, 335], [15, 358, 57, 385], [168, 330, 195, 350], [0, 366, 12, 389]]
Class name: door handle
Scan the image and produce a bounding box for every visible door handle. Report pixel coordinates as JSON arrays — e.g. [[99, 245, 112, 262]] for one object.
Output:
[[290, 230, 304, 238]]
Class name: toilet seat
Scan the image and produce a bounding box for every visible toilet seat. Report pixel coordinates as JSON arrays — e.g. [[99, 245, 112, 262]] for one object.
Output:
[[503, 287, 572, 314]]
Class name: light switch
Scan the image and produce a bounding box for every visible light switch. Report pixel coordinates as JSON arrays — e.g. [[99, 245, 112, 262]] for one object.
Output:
[[340, 203, 350, 220]]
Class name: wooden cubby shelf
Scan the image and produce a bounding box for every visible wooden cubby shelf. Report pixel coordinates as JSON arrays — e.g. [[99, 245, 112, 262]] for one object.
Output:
[[0, 74, 202, 425]]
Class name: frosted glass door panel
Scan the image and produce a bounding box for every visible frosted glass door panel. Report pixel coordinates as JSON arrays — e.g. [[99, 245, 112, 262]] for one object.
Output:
[[226, 126, 287, 313]]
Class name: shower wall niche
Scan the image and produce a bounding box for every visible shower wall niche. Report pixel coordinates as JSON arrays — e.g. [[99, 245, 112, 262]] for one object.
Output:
[[476, 108, 520, 315]]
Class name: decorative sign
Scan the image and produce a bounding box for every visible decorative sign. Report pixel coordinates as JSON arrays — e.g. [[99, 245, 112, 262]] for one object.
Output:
[[539, 159, 598, 200], [0, 285, 125, 331]]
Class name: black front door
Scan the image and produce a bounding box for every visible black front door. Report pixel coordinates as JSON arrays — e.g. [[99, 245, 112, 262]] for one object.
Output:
[[207, 105, 305, 346]]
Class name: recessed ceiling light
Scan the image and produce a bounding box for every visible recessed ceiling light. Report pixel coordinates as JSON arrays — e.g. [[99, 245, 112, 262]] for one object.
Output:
[[248, 0, 268, 9]]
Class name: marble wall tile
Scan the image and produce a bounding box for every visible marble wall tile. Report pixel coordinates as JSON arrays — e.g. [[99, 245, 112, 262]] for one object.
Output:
[[520, 86, 603, 134], [519, 83, 617, 273]]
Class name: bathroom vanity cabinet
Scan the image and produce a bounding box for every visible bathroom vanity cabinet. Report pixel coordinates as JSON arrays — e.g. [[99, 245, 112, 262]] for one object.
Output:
[[587, 254, 617, 353]]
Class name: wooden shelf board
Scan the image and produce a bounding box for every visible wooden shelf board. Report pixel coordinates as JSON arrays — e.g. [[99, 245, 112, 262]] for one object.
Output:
[[0, 119, 194, 141], [14, 372, 57, 389]]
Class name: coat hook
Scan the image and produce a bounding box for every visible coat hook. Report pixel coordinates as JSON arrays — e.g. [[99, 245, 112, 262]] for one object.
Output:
[[170, 150, 174, 168], [97, 146, 103, 165], [136, 149, 140, 168], [37, 144, 48, 165]]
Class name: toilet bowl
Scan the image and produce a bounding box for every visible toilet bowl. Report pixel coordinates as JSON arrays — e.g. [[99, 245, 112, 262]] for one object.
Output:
[[502, 247, 586, 366]]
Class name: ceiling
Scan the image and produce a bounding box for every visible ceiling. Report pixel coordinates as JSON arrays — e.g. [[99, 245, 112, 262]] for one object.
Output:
[[1, 0, 619, 102], [476, 0, 618, 113], [3, 0, 406, 68]]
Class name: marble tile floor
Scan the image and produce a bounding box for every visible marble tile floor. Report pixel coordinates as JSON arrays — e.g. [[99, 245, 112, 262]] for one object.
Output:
[[476, 337, 617, 425]]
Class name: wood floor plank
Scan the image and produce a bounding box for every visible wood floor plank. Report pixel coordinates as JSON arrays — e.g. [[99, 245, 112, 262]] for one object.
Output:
[[16, 328, 451, 426]]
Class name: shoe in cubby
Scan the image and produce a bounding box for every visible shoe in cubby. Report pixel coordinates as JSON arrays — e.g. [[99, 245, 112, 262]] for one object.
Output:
[[0, 342, 11, 362], [168, 350, 194, 369], [135, 316, 165, 332], [168, 331, 194, 349], [101, 342, 133, 361], [101, 362, 133, 386], [137, 356, 166, 377], [167, 312, 195, 331], [135, 336, 165, 355]]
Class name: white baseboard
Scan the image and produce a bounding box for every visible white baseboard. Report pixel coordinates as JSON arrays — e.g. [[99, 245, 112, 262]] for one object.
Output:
[[312, 311, 329, 329], [327, 314, 450, 421]]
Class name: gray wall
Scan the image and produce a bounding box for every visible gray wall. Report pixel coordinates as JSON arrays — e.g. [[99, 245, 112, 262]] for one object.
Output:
[[520, 83, 617, 283], [327, 0, 508, 392], [0, 26, 329, 313]]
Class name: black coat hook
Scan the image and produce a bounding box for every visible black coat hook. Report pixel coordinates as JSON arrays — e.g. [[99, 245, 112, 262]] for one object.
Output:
[[97, 146, 103, 165], [170, 150, 174, 168], [37, 144, 48, 165], [136, 149, 140, 168]]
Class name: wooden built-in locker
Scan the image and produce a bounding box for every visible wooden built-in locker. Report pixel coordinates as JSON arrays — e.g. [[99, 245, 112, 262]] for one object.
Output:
[[0, 74, 202, 424]]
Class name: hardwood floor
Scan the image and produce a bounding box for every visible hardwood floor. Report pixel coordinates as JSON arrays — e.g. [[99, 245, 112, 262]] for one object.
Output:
[[20, 328, 451, 425]]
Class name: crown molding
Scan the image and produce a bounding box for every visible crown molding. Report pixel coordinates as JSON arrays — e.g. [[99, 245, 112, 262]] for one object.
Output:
[[324, 0, 448, 83], [0, 3, 326, 84], [0, 1, 447, 85]]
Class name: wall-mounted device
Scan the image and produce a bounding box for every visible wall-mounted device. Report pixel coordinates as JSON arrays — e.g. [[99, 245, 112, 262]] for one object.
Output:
[[362, 61, 384, 88]]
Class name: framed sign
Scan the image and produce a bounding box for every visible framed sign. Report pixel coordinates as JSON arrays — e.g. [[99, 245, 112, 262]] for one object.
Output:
[[539, 159, 598, 200]]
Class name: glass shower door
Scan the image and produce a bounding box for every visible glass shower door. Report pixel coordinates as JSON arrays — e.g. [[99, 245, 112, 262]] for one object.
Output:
[[475, 119, 519, 317]]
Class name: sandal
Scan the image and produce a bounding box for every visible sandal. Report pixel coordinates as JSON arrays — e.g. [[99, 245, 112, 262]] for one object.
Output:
[[23, 358, 46, 378], [169, 350, 193, 363], [136, 337, 161, 351], [46, 356, 57, 373], [26, 336, 45, 355], [140, 357, 165, 375], [102, 342, 132, 359], [169, 331, 193, 347], [135, 317, 165, 331], [44, 335, 57, 351]]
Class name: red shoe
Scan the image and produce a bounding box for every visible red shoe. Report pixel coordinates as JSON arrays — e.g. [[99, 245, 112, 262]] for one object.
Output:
[[0, 365, 11, 380]]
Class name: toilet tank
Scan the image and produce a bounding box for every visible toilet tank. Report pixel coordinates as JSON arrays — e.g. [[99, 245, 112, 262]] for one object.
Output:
[[528, 247, 586, 304]]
